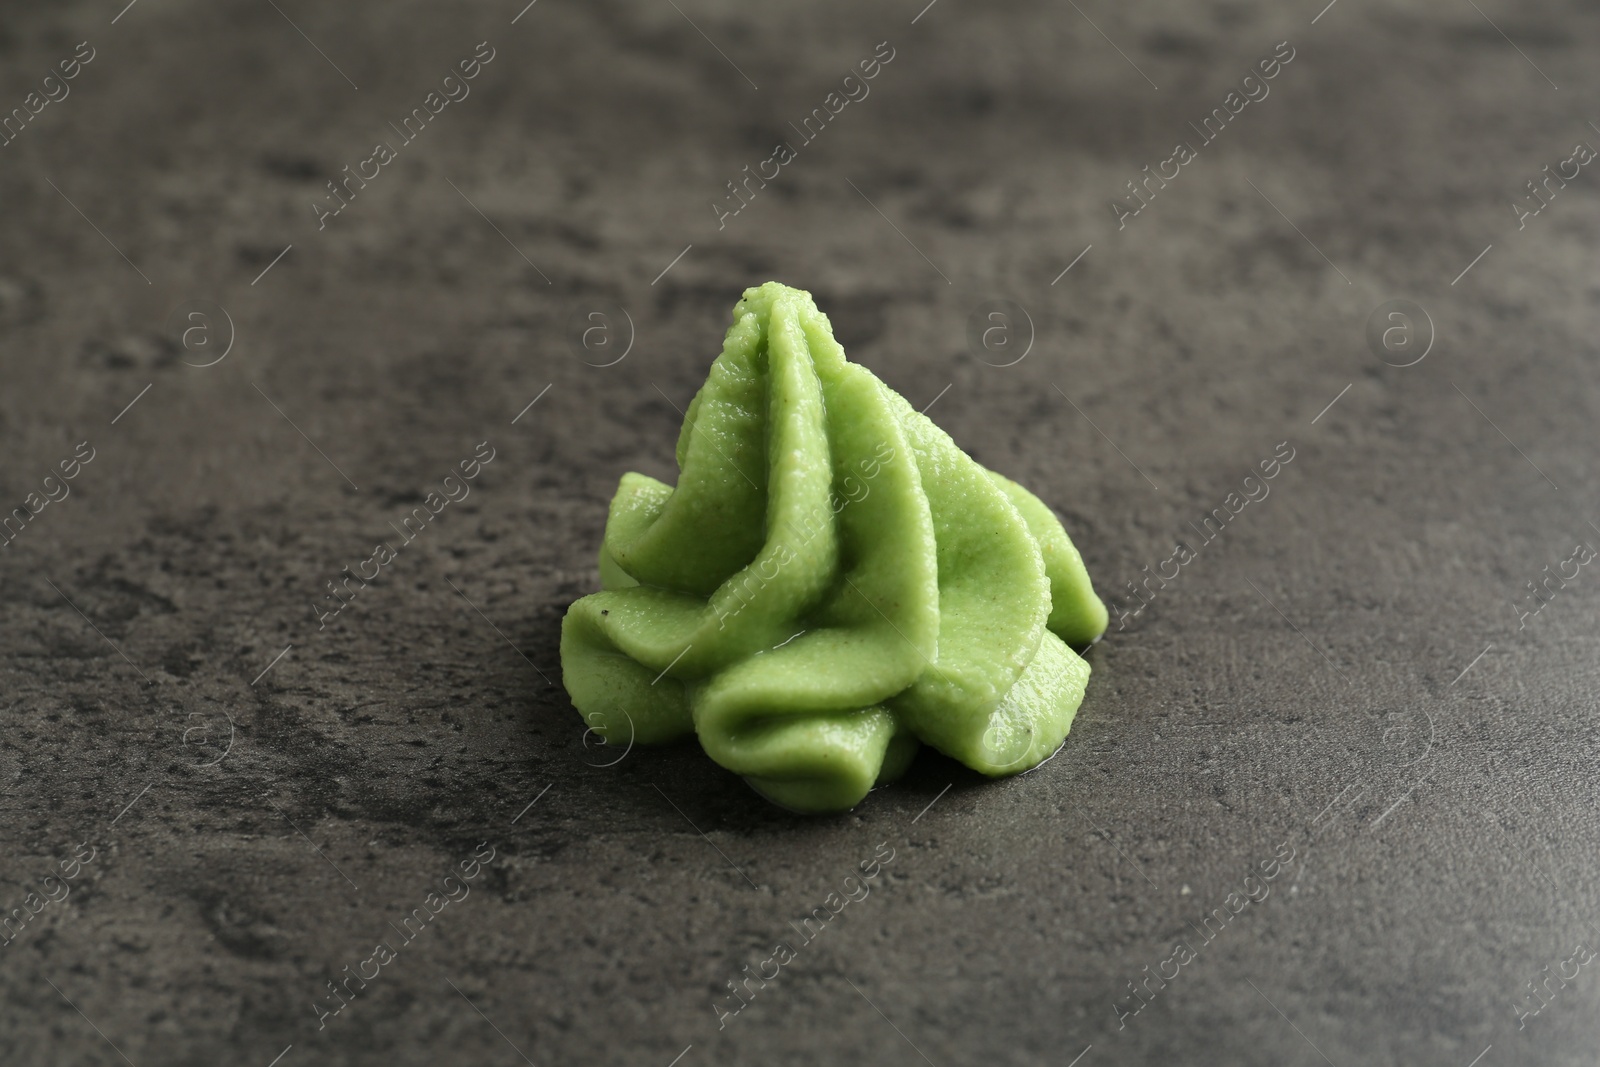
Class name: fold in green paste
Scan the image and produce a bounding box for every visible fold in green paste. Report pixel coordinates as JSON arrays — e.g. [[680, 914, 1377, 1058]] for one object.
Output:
[[561, 282, 1108, 813]]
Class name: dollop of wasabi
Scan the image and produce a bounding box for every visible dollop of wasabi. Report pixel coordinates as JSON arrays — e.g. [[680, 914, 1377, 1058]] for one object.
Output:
[[561, 282, 1108, 813]]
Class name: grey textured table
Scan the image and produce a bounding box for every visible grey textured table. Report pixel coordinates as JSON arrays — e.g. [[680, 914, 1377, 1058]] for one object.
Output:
[[2, 1, 1597, 1064]]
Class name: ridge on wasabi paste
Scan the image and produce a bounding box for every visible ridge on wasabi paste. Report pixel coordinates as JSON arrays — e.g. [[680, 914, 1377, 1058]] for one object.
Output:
[[560, 282, 1108, 813]]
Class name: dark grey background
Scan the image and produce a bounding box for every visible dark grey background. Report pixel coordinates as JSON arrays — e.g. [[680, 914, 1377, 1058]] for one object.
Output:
[[1, 0, 1597, 1064]]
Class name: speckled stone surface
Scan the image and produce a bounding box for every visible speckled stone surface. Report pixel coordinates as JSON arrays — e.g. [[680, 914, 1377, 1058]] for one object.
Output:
[[2, 1, 1598, 1064]]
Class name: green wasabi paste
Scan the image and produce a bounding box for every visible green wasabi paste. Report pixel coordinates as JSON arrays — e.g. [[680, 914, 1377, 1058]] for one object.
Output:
[[561, 282, 1108, 813]]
